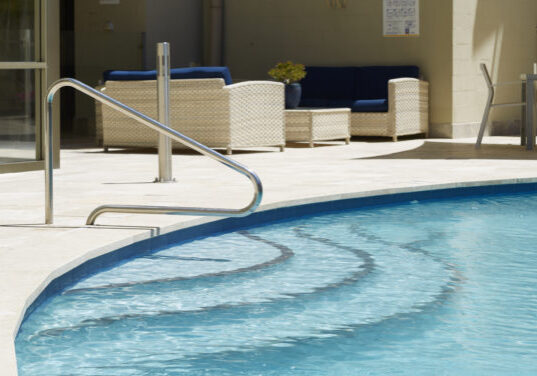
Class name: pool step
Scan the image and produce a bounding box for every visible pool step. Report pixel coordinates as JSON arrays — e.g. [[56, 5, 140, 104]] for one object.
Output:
[[68, 231, 286, 291], [20, 225, 370, 335], [17, 220, 455, 374]]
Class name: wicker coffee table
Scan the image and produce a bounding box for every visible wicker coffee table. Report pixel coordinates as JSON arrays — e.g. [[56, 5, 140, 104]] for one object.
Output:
[[285, 108, 350, 147]]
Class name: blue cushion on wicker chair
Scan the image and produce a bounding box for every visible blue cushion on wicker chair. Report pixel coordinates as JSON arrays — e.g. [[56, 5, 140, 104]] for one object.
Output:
[[300, 67, 354, 105], [351, 99, 388, 113], [354, 66, 419, 100], [103, 66, 233, 85]]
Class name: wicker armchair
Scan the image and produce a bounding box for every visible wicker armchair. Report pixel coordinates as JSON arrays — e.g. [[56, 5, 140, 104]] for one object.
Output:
[[351, 78, 429, 141], [96, 78, 285, 154]]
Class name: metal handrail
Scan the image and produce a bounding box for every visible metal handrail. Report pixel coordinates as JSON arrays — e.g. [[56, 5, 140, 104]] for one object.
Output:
[[44, 78, 263, 225], [475, 63, 526, 148]]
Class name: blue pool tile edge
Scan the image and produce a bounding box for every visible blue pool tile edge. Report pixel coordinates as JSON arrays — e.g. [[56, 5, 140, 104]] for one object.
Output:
[[20, 180, 537, 325]]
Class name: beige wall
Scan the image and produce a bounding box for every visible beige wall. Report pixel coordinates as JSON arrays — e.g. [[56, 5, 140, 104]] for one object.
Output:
[[57, 0, 537, 140], [72, 0, 206, 137], [75, 0, 146, 84], [224, 0, 453, 126], [452, 0, 537, 132], [144, 0, 203, 69], [74, 0, 146, 135]]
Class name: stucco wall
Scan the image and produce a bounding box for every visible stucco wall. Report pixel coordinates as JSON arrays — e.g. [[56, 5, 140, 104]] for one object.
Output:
[[452, 0, 537, 134], [72, 0, 205, 136], [144, 0, 203, 69], [224, 0, 453, 127], [74, 0, 146, 83], [73, 0, 146, 135]]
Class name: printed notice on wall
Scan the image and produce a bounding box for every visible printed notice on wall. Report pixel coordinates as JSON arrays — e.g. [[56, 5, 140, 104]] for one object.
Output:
[[383, 0, 419, 37]]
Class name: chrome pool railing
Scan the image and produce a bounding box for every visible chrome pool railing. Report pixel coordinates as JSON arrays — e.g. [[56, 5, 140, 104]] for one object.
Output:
[[475, 63, 526, 149], [44, 78, 263, 225]]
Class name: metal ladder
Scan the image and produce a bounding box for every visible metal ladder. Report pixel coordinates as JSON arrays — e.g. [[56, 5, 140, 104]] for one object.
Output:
[[475, 63, 526, 148], [44, 78, 263, 225]]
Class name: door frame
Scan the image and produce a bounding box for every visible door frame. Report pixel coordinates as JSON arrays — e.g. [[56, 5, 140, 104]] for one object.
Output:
[[0, 0, 47, 173]]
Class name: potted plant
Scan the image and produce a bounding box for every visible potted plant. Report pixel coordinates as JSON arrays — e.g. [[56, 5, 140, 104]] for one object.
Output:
[[268, 61, 307, 109]]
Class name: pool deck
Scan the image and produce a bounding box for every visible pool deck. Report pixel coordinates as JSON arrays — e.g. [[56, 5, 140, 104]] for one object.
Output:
[[4, 136, 537, 374]]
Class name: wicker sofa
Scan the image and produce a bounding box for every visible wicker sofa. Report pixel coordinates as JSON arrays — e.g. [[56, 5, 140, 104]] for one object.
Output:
[[95, 67, 285, 154], [300, 66, 429, 141]]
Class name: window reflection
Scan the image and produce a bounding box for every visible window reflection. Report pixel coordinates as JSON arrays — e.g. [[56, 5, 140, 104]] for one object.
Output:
[[0, 69, 36, 163], [0, 0, 35, 62]]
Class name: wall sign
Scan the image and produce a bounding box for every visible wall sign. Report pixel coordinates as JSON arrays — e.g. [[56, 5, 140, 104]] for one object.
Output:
[[100, 0, 120, 4], [383, 0, 419, 37]]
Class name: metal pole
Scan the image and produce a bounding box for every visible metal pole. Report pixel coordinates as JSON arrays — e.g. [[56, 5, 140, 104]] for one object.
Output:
[[156, 42, 173, 182], [23, 29, 32, 127], [43, 78, 263, 226], [44, 92, 53, 224], [525, 75, 535, 150], [521, 81, 526, 146], [475, 64, 494, 148]]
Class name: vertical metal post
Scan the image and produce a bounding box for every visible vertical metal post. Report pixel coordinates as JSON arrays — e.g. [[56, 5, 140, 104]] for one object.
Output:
[[44, 93, 53, 224], [156, 42, 173, 182], [525, 75, 535, 151], [23, 29, 32, 126], [521, 81, 526, 146], [476, 64, 494, 148]]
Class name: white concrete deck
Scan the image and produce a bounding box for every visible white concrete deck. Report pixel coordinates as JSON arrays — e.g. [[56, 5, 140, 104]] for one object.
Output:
[[3, 136, 537, 374]]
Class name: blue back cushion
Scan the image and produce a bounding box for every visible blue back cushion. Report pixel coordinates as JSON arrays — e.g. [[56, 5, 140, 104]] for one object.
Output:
[[103, 69, 157, 81], [354, 66, 419, 100], [300, 67, 355, 102], [299, 99, 354, 108], [103, 66, 233, 85], [327, 99, 354, 108], [299, 98, 329, 108], [170, 67, 233, 85]]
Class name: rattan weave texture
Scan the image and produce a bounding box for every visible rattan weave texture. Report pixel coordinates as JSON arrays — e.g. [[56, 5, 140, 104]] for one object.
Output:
[[96, 78, 285, 154], [351, 78, 428, 141], [285, 108, 350, 146]]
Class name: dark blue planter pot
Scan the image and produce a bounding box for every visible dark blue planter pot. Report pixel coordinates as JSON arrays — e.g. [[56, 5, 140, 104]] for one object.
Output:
[[285, 83, 302, 109]]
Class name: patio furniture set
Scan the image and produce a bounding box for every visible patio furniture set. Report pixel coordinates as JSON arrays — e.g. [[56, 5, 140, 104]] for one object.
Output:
[[96, 66, 429, 154]]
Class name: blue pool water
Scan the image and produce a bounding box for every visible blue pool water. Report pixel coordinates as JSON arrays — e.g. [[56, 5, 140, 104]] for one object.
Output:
[[16, 191, 537, 375]]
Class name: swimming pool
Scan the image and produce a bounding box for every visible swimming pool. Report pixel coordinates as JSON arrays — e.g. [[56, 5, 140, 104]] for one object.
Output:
[[16, 189, 537, 375]]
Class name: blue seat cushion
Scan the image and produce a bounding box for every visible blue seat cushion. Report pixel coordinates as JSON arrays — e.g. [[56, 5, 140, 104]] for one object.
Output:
[[351, 99, 388, 113], [354, 66, 419, 100], [103, 66, 233, 85], [301, 67, 355, 101]]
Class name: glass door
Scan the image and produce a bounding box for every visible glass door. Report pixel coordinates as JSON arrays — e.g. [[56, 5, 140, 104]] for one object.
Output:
[[0, 0, 46, 165]]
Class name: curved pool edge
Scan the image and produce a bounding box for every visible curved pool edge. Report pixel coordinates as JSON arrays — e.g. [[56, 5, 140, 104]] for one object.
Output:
[[10, 176, 537, 375]]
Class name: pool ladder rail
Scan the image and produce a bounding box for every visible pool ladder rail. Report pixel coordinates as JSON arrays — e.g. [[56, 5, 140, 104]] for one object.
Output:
[[475, 63, 527, 148], [44, 78, 263, 225]]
